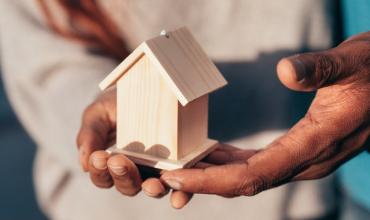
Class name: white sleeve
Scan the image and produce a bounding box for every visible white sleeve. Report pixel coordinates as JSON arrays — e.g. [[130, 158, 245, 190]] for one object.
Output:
[[0, 1, 117, 172]]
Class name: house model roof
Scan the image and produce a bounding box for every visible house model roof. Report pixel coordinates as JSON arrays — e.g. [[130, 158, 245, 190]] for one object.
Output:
[[99, 26, 227, 106]]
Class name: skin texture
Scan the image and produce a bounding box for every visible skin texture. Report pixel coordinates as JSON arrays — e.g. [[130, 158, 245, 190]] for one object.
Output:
[[77, 87, 190, 202], [77, 31, 370, 209]]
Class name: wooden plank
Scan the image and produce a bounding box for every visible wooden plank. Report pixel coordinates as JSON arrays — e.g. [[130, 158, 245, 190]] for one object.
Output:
[[99, 44, 145, 90], [178, 95, 208, 158], [116, 55, 179, 160], [99, 27, 227, 106], [144, 27, 227, 106], [107, 139, 218, 170]]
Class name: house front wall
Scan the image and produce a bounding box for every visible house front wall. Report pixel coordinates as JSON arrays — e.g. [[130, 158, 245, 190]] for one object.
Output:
[[116, 55, 179, 160]]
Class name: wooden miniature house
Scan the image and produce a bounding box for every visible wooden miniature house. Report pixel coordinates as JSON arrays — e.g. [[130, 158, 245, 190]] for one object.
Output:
[[99, 27, 227, 170]]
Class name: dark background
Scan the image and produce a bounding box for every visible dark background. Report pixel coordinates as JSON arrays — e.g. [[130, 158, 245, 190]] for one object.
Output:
[[0, 75, 47, 219]]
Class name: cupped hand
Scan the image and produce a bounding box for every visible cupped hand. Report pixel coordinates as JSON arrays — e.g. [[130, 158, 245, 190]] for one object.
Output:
[[76, 87, 192, 208], [160, 31, 370, 199]]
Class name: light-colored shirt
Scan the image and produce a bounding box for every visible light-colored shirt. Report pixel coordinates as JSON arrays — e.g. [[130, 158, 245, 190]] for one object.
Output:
[[0, 1, 337, 219]]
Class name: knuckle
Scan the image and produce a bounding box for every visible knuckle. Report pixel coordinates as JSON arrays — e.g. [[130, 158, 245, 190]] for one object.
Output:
[[197, 175, 208, 194], [303, 111, 322, 129], [280, 134, 303, 150], [345, 41, 370, 71], [333, 39, 370, 80], [301, 112, 340, 156], [235, 175, 268, 197], [314, 53, 343, 86]]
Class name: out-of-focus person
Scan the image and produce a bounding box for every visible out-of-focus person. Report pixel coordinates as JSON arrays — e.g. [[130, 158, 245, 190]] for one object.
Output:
[[1, 0, 367, 220]]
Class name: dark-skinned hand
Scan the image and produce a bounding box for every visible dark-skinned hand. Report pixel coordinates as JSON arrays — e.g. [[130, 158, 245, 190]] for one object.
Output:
[[159, 31, 370, 202], [77, 31, 369, 209], [76, 87, 181, 205]]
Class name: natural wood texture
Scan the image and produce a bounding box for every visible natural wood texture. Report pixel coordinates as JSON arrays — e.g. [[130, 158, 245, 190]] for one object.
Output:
[[178, 95, 208, 158], [99, 46, 145, 90], [116, 55, 210, 161], [107, 139, 218, 170], [117, 55, 179, 160], [100, 26, 228, 168], [100, 26, 227, 106], [145, 27, 227, 105]]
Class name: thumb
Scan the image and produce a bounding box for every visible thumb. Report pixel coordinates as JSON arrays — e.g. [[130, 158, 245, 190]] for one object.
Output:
[[276, 50, 345, 92], [77, 103, 113, 171]]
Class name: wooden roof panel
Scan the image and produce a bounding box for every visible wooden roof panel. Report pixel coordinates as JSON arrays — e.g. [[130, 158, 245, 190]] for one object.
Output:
[[99, 27, 227, 106], [145, 27, 227, 105]]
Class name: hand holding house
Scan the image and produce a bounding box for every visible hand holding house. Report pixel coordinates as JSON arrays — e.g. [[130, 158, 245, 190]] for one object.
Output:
[[99, 27, 227, 170]]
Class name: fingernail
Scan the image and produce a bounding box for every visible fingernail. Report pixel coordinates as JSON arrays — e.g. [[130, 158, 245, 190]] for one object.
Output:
[[287, 55, 307, 82], [142, 189, 159, 197], [110, 166, 128, 176], [163, 179, 182, 190], [92, 157, 107, 170]]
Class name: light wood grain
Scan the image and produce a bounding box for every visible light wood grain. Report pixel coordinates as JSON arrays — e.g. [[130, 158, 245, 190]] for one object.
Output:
[[145, 26, 227, 105], [117, 55, 179, 159], [99, 46, 145, 90], [107, 139, 218, 170], [100, 26, 226, 167], [100, 26, 227, 106], [178, 95, 208, 158]]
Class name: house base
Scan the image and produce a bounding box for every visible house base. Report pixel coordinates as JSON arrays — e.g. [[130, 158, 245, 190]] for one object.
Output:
[[106, 139, 218, 170]]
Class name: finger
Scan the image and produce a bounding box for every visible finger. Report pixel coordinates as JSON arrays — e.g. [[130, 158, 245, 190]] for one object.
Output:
[[77, 103, 112, 171], [88, 151, 113, 188], [277, 31, 370, 92], [162, 163, 252, 195], [194, 161, 214, 168], [107, 154, 142, 196], [170, 190, 193, 209], [276, 50, 348, 92], [141, 178, 168, 198], [204, 148, 258, 165], [162, 100, 362, 196]]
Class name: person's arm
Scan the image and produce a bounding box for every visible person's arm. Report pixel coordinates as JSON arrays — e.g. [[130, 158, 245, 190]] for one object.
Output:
[[0, 1, 194, 206], [0, 1, 117, 172], [159, 31, 370, 198], [74, 26, 369, 209]]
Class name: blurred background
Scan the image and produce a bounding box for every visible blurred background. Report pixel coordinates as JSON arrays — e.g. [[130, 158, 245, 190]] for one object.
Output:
[[0, 0, 369, 220], [0, 76, 46, 219]]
